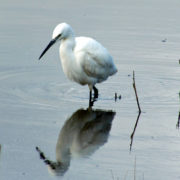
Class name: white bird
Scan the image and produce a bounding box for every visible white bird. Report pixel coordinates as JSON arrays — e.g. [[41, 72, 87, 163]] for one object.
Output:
[[39, 23, 117, 106]]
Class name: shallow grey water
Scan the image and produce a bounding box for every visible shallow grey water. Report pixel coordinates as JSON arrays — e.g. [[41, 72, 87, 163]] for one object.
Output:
[[0, 0, 180, 180]]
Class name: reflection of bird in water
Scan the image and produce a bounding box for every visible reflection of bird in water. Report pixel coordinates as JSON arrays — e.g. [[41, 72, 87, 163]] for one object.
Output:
[[36, 108, 115, 176], [39, 23, 117, 106]]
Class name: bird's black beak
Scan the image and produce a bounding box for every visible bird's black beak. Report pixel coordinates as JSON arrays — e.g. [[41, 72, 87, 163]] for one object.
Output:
[[39, 39, 56, 60]]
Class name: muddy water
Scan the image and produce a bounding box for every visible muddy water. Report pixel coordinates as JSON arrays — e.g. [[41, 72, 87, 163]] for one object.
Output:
[[0, 0, 180, 180]]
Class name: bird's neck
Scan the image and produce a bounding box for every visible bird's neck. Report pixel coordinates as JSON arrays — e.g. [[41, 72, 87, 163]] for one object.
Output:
[[60, 35, 75, 51], [60, 36, 75, 61], [59, 36, 77, 78]]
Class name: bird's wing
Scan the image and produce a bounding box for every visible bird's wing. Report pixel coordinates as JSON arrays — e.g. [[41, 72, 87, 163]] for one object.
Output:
[[75, 37, 116, 80]]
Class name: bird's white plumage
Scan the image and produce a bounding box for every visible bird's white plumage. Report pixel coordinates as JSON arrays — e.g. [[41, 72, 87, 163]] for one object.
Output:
[[52, 23, 117, 90], [40, 23, 117, 92]]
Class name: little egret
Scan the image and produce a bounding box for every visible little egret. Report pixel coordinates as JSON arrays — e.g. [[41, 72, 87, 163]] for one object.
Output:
[[39, 23, 117, 106]]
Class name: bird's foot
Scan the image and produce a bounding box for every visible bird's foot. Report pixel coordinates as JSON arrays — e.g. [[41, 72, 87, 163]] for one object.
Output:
[[89, 95, 98, 107], [89, 100, 94, 107]]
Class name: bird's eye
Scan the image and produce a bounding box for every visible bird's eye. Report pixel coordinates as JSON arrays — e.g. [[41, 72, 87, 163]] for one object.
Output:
[[54, 33, 62, 41], [57, 33, 62, 38]]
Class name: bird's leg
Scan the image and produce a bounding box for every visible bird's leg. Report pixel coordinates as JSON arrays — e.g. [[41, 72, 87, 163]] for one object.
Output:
[[89, 90, 93, 107], [93, 86, 98, 99], [88, 85, 97, 107], [89, 89, 96, 107]]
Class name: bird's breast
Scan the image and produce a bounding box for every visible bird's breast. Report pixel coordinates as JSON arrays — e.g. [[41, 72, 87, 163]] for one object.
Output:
[[59, 48, 88, 85]]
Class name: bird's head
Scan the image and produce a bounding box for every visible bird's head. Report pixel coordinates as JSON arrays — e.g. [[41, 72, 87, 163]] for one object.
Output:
[[39, 23, 74, 60]]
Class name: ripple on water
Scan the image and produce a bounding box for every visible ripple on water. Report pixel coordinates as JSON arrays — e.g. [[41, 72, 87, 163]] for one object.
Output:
[[0, 66, 91, 108]]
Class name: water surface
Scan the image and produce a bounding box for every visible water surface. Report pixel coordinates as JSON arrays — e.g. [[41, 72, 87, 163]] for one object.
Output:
[[0, 0, 180, 179]]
